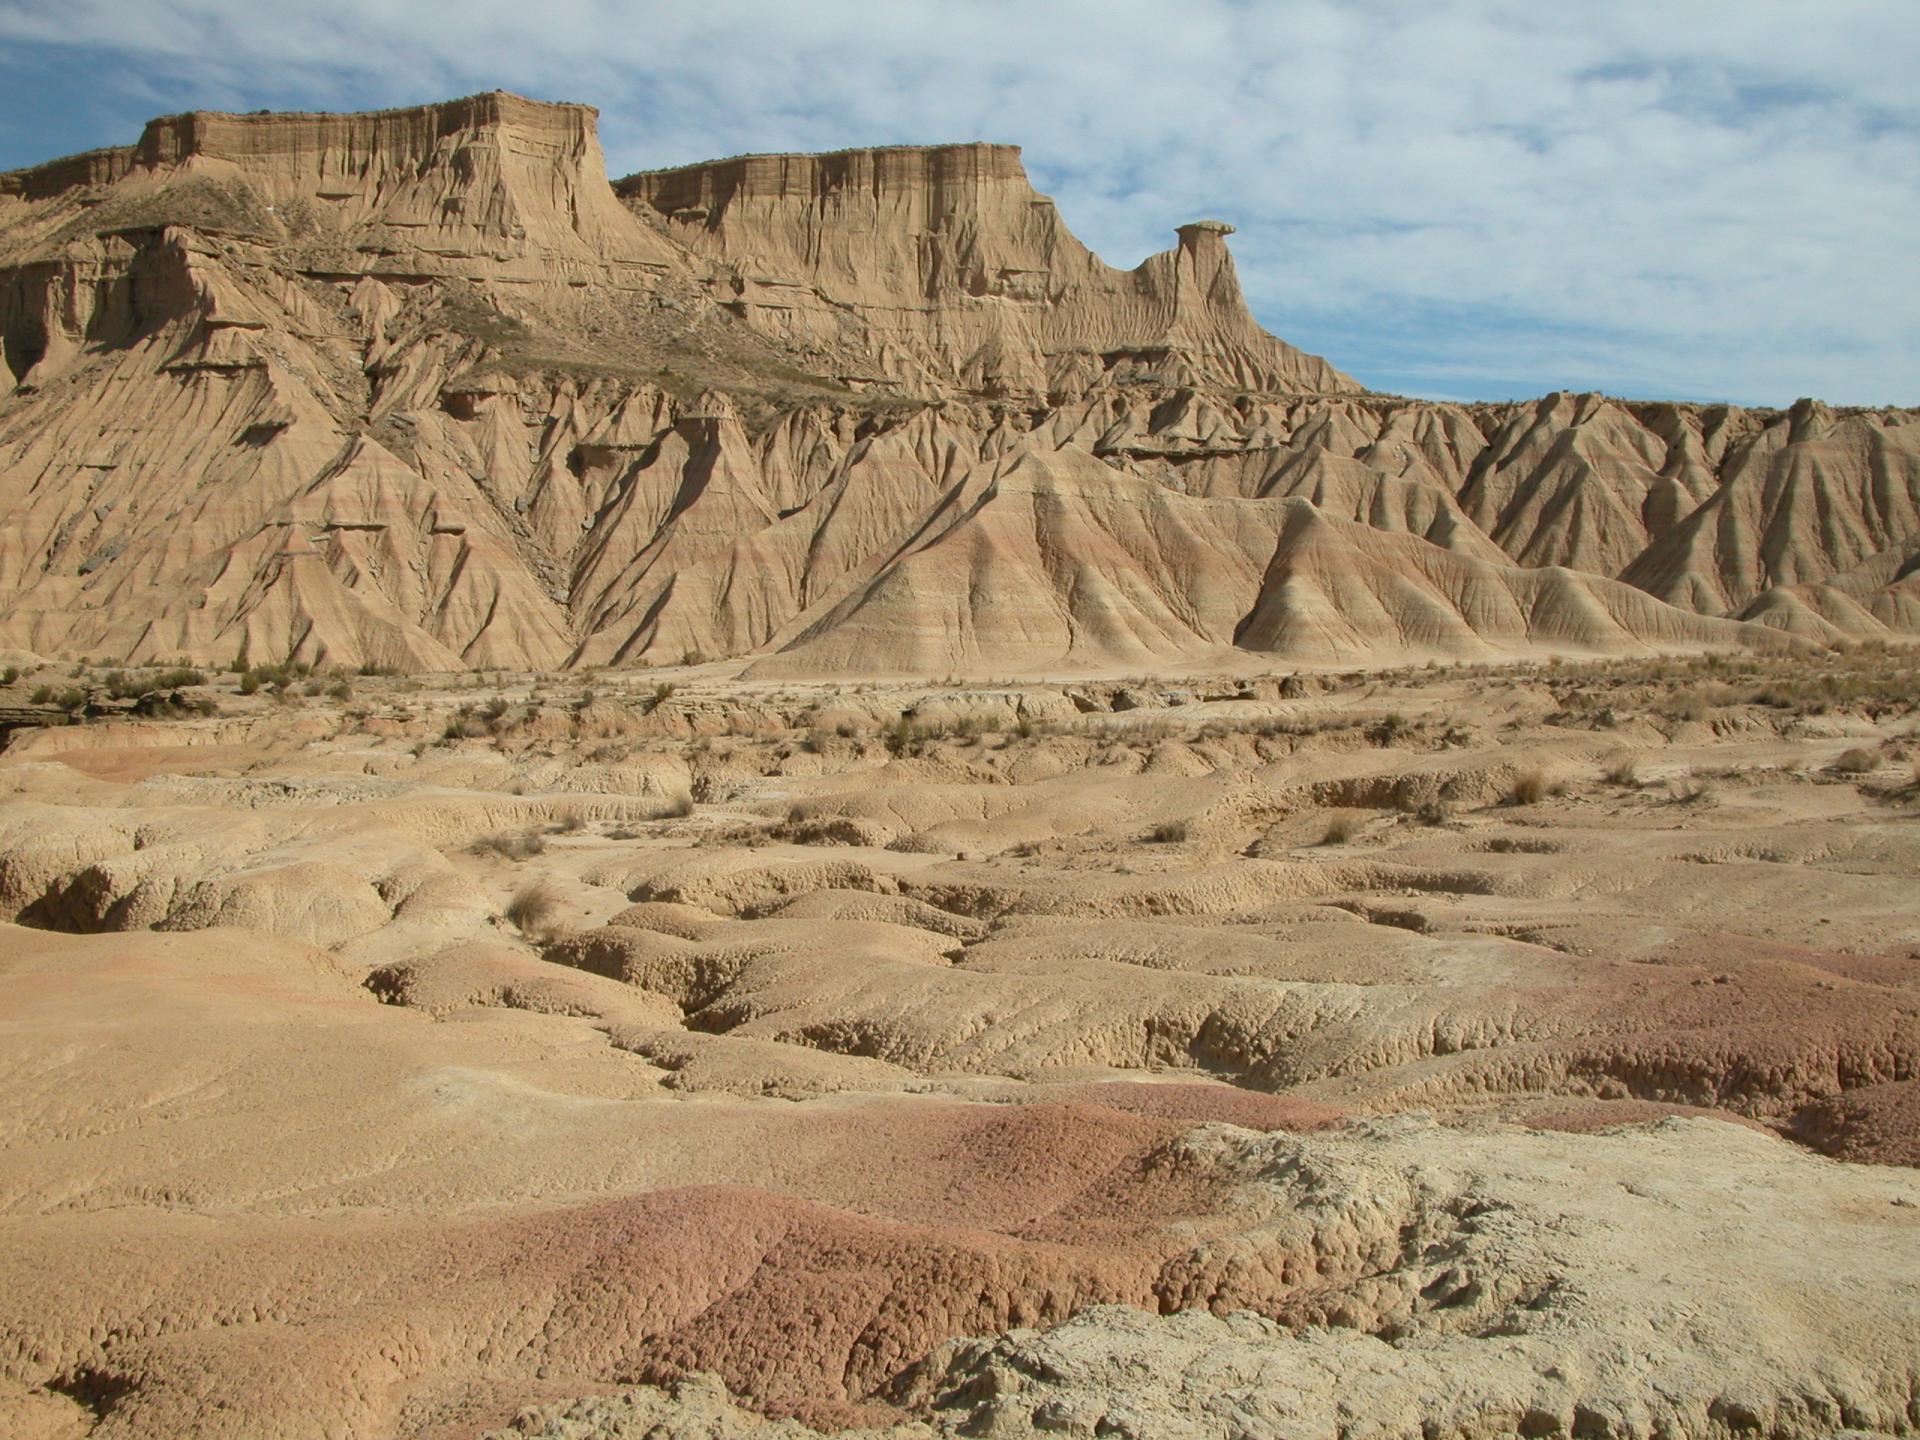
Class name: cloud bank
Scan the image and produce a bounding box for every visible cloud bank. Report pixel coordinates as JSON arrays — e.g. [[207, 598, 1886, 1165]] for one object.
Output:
[[1, 0, 1915, 405]]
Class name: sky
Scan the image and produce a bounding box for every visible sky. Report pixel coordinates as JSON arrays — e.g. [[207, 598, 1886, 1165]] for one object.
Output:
[[1, 0, 1914, 407]]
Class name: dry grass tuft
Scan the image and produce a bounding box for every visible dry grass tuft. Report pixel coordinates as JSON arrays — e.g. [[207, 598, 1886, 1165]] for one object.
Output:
[[505, 878, 565, 942], [471, 830, 547, 860], [1602, 753, 1641, 787]]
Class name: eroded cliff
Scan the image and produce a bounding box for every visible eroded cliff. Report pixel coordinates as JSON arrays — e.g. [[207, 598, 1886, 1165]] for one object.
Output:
[[1, 92, 1915, 675]]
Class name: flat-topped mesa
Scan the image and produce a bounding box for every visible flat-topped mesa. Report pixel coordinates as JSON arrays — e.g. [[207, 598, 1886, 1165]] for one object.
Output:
[[619, 145, 1353, 397], [0, 92, 674, 273], [128, 91, 600, 172]]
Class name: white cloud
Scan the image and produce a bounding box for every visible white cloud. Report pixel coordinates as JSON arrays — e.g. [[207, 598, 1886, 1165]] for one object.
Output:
[[2, 0, 1915, 403]]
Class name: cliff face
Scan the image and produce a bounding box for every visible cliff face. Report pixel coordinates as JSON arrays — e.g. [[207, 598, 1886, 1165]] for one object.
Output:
[[0, 92, 1915, 675], [619, 146, 1353, 396]]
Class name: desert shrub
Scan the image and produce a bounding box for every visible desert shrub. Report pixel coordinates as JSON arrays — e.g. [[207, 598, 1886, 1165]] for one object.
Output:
[[1369, 713, 1409, 746], [1507, 770, 1553, 805], [554, 812, 590, 834], [0, 666, 17, 686], [238, 672, 261, 695], [356, 661, 401, 676], [505, 878, 565, 941], [1662, 690, 1712, 723], [949, 714, 1003, 746], [1830, 747, 1876, 774], [327, 680, 353, 701], [104, 667, 205, 700], [1416, 798, 1453, 826], [30, 685, 87, 709], [1146, 818, 1193, 844], [442, 711, 491, 741], [1320, 812, 1362, 845], [244, 660, 313, 693], [1602, 753, 1641, 787], [647, 682, 675, 712], [1123, 718, 1177, 745], [650, 789, 695, 820], [884, 715, 948, 757], [471, 830, 547, 860]]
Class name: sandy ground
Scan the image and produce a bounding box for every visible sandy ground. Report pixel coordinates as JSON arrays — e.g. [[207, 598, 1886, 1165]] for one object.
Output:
[[0, 652, 1917, 1439]]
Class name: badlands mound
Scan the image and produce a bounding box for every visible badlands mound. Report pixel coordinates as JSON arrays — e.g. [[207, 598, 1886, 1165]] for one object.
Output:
[[1, 93, 1916, 675], [1, 652, 1918, 1438]]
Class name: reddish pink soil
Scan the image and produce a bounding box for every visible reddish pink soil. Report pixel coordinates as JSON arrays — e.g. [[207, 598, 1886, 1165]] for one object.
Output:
[[4, 1098, 1328, 1437], [1788, 1080, 1920, 1166]]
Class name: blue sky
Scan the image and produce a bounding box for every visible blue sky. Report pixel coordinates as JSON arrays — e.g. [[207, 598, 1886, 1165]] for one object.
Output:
[[2, 0, 1915, 406]]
